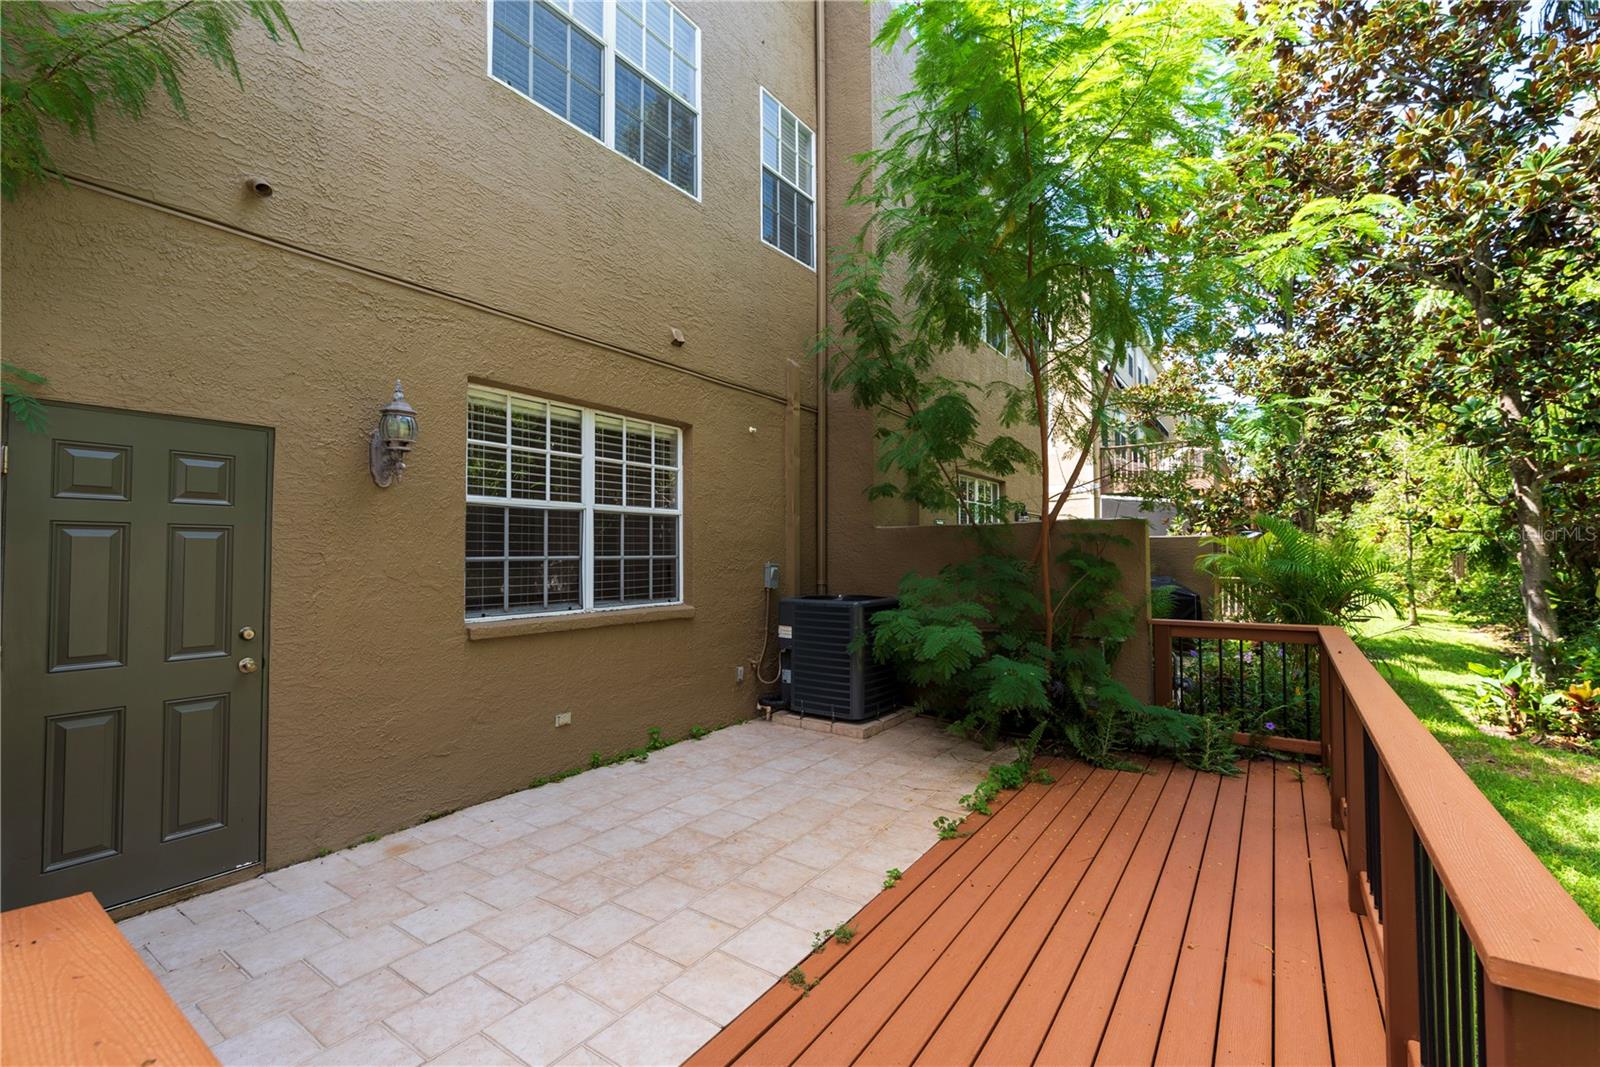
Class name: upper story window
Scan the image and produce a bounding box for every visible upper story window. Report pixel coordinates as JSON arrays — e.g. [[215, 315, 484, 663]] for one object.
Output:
[[760, 89, 815, 268], [488, 0, 700, 197], [980, 296, 1009, 354], [466, 387, 683, 619], [957, 474, 1004, 525]]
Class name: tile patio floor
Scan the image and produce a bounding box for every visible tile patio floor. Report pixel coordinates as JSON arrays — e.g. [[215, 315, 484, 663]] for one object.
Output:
[[117, 717, 1010, 1066]]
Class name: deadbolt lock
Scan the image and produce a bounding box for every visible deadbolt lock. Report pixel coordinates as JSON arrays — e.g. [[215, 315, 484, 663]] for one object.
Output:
[[238, 657, 259, 674], [239, 626, 257, 641]]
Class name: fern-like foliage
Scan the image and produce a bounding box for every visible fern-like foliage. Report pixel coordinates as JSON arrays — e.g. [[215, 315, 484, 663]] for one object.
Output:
[[2, 0, 299, 200], [873, 535, 1237, 773], [1199, 513, 1399, 626]]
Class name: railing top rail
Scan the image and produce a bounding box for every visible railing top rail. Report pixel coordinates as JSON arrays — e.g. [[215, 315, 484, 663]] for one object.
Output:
[[1152, 619, 1322, 644], [1158, 619, 1600, 1008], [1317, 626, 1600, 1009]]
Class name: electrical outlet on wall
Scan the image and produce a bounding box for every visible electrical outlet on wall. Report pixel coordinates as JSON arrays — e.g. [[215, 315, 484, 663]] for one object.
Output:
[[554, 712, 572, 727], [736, 665, 746, 683]]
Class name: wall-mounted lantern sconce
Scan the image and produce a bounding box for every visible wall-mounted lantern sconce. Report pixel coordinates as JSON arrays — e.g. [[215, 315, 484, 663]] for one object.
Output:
[[370, 380, 419, 487]]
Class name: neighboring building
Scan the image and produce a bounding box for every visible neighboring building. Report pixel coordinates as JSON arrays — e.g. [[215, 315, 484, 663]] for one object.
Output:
[[0, 1, 1036, 910], [1047, 346, 1189, 533]]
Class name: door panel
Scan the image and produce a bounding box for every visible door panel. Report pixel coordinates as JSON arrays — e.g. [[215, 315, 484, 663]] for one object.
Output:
[[53, 441, 130, 500], [166, 527, 232, 660], [48, 523, 129, 671], [3, 403, 270, 909], [162, 695, 230, 841], [42, 708, 124, 871]]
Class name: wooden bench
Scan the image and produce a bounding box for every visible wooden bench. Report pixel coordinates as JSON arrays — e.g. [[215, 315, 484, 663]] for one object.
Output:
[[2, 893, 217, 1066]]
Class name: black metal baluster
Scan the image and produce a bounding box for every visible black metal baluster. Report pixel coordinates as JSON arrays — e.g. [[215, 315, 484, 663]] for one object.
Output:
[[1174, 640, 1185, 709], [1302, 643, 1313, 739], [1363, 731, 1383, 922], [1258, 641, 1266, 727], [1473, 953, 1487, 1067], [1416, 834, 1437, 1066], [1236, 639, 1244, 718]]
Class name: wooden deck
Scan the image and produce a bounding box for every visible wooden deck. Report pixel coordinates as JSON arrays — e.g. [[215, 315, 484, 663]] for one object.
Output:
[[692, 757, 1387, 1066]]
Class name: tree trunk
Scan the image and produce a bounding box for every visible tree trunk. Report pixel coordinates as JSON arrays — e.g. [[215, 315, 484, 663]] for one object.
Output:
[[1402, 462, 1418, 626], [1505, 428, 1560, 670]]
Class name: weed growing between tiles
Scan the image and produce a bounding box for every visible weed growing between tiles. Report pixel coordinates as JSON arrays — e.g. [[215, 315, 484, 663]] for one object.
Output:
[[527, 721, 736, 789], [810, 924, 857, 954]]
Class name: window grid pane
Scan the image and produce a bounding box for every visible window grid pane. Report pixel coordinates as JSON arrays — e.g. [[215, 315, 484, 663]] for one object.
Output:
[[467, 390, 681, 618], [616, 59, 696, 194], [958, 475, 1004, 525], [760, 91, 816, 267], [490, 0, 603, 139], [494, 0, 697, 196]]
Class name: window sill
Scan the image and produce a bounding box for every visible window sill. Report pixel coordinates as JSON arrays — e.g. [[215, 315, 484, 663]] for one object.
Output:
[[466, 603, 695, 641]]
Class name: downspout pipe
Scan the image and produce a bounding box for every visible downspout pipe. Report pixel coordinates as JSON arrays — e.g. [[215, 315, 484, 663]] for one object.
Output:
[[814, 0, 829, 594]]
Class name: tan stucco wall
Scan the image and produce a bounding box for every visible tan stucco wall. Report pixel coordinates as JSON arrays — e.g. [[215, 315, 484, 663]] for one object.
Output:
[[1150, 534, 1216, 614], [820, 0, 1043, 537], [2, 1, 825, 866], [2, 0, 1056, 875]]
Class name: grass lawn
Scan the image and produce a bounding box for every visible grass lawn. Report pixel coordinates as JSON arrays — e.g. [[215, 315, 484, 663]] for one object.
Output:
[[1354, 608, 1600, 924]]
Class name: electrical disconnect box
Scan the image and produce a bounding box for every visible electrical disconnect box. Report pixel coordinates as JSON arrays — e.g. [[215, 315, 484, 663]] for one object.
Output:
[[763, 561, 780, 590]]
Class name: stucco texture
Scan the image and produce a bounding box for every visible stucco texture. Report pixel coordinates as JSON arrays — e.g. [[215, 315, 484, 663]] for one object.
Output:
[[2, 1, 826, 868]]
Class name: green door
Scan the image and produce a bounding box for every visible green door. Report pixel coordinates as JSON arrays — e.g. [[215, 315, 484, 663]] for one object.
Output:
[[2, 403, 270, 910]]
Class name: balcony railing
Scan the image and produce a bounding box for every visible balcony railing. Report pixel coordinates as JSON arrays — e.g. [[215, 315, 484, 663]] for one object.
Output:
[[1098, 441, 1218, 497], [1153, 620, 1600, 1067]]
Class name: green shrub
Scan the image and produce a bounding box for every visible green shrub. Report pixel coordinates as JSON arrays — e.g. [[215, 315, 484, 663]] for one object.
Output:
[[870, 534, 1235, 773], [1199, 514, 1399, 626], [1466, 658, 1598, 747]]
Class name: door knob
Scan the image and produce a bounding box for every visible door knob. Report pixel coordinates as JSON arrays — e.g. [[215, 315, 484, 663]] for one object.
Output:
[[238, 657, 259, 674]]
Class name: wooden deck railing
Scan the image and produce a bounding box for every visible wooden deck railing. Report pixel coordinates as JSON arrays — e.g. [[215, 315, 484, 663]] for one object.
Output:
[[1153, 620, 1600, 1067]]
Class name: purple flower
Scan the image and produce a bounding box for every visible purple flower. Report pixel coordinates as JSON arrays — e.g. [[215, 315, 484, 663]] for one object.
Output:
[[1264, 721, 1277, 731]]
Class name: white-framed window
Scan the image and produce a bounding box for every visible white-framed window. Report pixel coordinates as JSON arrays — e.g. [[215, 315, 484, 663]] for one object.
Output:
[[760, 89, 815, 268], [980, 295, 1009, 353], [957, 474, 1004, 525], [466, 387, 682, 619], [488, 0, 700, 197]]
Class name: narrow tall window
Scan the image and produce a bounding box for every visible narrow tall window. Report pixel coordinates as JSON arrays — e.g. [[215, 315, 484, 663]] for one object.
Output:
[[957, 474, 1004, 525], [760, 89, 815, 268], [466, 388, 682, 619], [981, 296, 1009, 354], [488, 0, 700, 196]]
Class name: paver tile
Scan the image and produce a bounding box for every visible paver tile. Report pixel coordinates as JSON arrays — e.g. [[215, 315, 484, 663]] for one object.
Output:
[[199, 962, 335, 1039], [307, 1025, 424, 1066], [395, 893, 499, 944], [486, 986, 617, 1067], [718, 915, 815, 977], [307, 923, 421, 986], [613, 875, 701, 921], [567, 943, 684, 1013], [213, 1015, 321, 1066], [473, 898, 575, 951], [633, 911, 739, 967], [661, 952, 775, 1025], [589, 994, 719, 1066], [293, 967, 423, 1046], [384, 976, 519, 1058], [688, 882, 782, 928], [228, 916, 345, 978], [478, 935, 595, 1001], [392, 930, 506, 993], [551, 904, 654, 956]]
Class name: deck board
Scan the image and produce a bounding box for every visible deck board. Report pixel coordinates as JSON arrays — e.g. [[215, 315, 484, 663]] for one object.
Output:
[[697, 756, 1386, 1067]]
